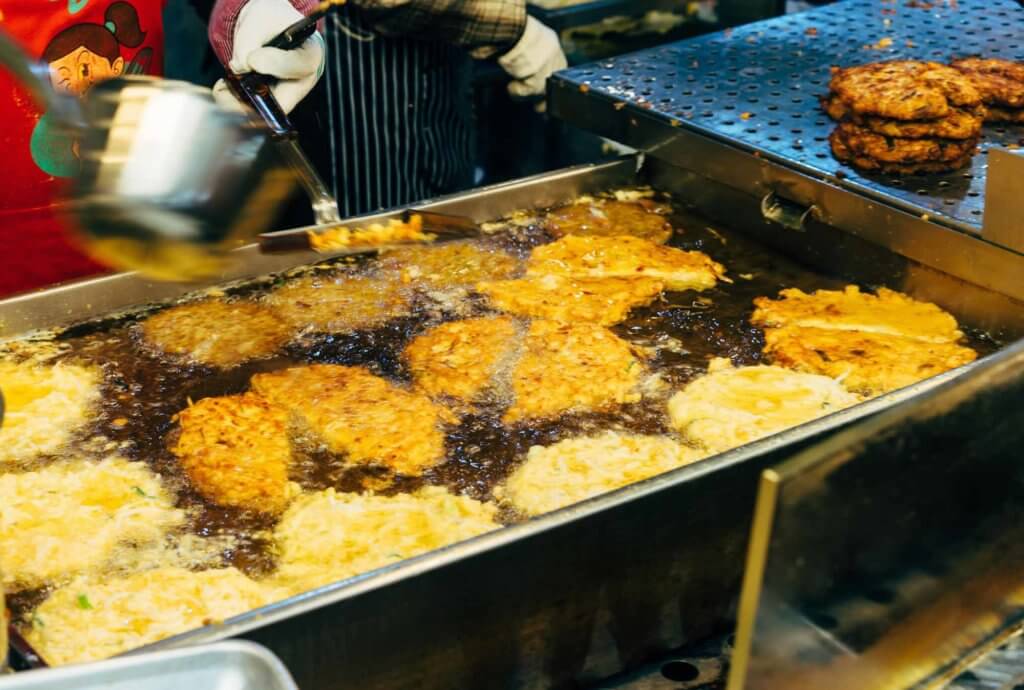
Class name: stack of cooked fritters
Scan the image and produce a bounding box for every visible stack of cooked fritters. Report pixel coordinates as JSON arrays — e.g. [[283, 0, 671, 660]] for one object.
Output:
[[824, 60, 984, 174], [951, 57, 1024, 123]]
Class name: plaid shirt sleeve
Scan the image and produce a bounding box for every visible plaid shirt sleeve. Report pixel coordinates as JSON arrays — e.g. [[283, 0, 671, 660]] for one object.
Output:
[[210, 0, 527, 67], [353, 0, 527, 58]]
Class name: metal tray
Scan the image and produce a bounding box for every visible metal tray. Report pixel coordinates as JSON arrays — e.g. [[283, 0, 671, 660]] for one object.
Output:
[[3, 156, 1024, 690], [528, 0, 684, 33], [0, 642, 297, 690], [549, 0, 1024, 282]]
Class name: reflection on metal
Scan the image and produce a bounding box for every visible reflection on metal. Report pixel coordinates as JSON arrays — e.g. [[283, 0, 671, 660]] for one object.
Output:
[[983, 149, 1024, 255], [759, 193, 817, 232], [727, 339, 1024, 690]]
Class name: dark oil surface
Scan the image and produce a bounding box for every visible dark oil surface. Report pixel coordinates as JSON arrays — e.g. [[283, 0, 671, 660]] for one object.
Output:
[[5, 195, 1002, 623]]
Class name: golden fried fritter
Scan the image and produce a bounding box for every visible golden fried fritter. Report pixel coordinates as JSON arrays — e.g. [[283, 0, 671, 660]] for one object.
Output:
[[264, 274, 413, 333], [546, 199, 674, 243], [141, 300, 291, 368], [822, 96, 983, 140], [751, 285, 964, 343], [378, 242, 521, 287], [829, 130, 973, 174], [504, 320, 643, 423], [526, 235, 726, 292], [833, 122, 978, 164], [951, 57, 1024, 108], [763, 326, 977, 397], [497, 431, 706, 516], [667, 357, 860, 454], [829, 61, 982, 120], [251, 365, 454, 475], [171, 393, 294, 514], [476, 274, 664, 326], [985, 106, 1024, 123], [271, 487, 498, 595], [404, 317, 519, 407]]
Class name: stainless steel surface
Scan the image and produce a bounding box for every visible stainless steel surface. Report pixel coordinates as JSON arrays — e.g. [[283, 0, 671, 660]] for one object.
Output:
[[0, 642, 296, 690], [727, 338, 1024, 690], [982, 149, 1024, 255], [551, 0, 1024, 236], [3, 155, 1024, 689], [0, 30, 285, 281]]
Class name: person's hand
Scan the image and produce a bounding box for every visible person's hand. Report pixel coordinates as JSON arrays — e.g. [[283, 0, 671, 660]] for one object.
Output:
[[212, 0, 325, 114], [498, 16, 568, 100]]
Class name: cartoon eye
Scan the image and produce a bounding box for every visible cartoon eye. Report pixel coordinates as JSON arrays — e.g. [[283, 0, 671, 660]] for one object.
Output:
[[80, 64, 90, 79]]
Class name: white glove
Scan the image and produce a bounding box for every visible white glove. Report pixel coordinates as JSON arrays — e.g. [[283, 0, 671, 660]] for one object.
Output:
[[498, 16, 568, 99], [212, 0, 326, 114]]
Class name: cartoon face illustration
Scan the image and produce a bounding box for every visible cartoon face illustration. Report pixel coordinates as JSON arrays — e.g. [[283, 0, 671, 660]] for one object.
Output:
[[41, 1, 146, 97], [47, 46, 124, 95]]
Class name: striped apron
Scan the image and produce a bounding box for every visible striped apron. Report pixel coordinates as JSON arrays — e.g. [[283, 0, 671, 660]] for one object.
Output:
[[317, 5, 476, 217]]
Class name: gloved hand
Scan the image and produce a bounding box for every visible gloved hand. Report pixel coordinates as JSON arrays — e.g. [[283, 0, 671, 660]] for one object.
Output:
[[212, 0, 325, 114], [498, 16, 568, 99]]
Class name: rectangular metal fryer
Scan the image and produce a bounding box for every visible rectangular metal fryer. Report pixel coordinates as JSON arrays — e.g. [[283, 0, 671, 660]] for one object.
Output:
[[3, 155, 1024, 689], [549, 0, 1024, 296]]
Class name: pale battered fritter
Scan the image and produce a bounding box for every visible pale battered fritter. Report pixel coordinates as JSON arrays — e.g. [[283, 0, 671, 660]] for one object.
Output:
[[141, 300, 291, 368], [271, 486, 498, 595], [763, 326, 977, 397], [829, 130, 973, 174], [829, 61, 983, 120], [251, 365, 454, 475], [404, 316, 519, 406], [378, 241, 521, 287], [667, 357, 860, 454], [526, 235, 726, 292], [822, 96, 983, 140], [26, 567, 279, 666], [0, 358, 100, 465], [504, 320, 644, 423], [0, 456, 185, 589], [951, 57, 1024, 108], [476, 274, 664, 326], [546, 199, 674, 243], [833, 122, 978, 164], [497, 431, 706, 516], [264, 274, 413, 333], [751, 286, 964, 343], [171, 393, 294, 514]]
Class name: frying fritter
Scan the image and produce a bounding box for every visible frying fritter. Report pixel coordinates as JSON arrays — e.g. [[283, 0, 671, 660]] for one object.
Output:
[[378, 241, 521, 287], [26, 567, 279, 666], [0, 358, 100, 465], [667, 357, 860, 454], [833, 122, 978, 164], [171, 393, 294, 514], [271, 486, 498, 595], [504, 320, 643, 423], [751, 286, 964, 343], [829, 61, 982, 120], [822, 96, 983, 140], [829, 130, 973, 174], [763, 326, 977, 397], [404, 316, 519, 407], [0, 456, 185, 589], [141, 300, 291, 368], [546, 199, 674, 243], [497, 431, 706, 516], [264, 274, 413, 333], [251, 365, 454, 475], [950, 57, 1024, 108], [476, 274, 664, 326], [526, 235, 726, 292]]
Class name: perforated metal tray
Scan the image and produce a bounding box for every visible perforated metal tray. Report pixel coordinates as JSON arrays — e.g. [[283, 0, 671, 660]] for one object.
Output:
[[550, 0, 1024, 235]]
